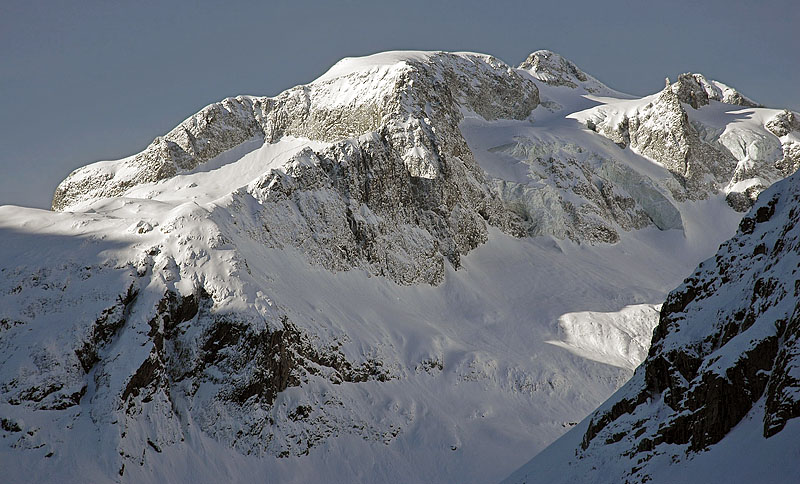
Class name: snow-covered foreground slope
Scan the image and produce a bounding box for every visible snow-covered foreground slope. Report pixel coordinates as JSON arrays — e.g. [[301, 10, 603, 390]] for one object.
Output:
[[1, 50, 798, 483], [503, 168, 800, 484], [0, 208, 718, 483]]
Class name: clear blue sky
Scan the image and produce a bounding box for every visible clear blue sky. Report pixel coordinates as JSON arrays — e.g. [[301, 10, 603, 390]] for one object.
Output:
[[2, 0, 798, 209]]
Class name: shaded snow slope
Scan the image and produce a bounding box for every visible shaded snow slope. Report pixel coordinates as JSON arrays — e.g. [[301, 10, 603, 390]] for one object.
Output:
[[0, 203, 734, 484], [1, 49, 798, 484]]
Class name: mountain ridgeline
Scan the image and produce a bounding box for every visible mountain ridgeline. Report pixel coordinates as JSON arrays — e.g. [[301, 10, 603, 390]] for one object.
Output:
[[1, 50, 799, 483]]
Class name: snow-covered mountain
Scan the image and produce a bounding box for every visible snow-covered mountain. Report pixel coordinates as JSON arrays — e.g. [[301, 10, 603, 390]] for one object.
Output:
[[503, 167, 800, 484], [1, 50, 798, 483]]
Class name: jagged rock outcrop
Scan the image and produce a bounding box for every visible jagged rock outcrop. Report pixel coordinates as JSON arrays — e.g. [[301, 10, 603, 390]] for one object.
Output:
[[518, 49, 608, 93], [53, 52, 538, 213], [589, 79, 737, 200], [582, 77, 800, 211], [766, 109, 800, 138], [118, 288, 395, 459], [671, 72, 759, 109]]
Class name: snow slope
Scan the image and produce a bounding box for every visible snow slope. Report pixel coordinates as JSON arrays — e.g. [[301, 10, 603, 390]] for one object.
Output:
[[1, 50, 798, 484]]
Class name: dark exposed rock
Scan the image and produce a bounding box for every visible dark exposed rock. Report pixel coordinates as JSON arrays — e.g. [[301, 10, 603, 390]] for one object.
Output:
[[121, 352, 163, 403], [199, 314, 391, 406], [725, 185, 763, 212], [764, 307, 800, 437], [1, 418, 22, 432], [111, 283, 395, 458], [581, 394, 646, 451], [682, 335, 778, 450], [76, 283, 139, 373], [120, 289, 202, 407]]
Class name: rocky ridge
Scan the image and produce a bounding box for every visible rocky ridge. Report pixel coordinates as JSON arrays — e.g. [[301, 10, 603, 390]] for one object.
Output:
[[518, 50, 609, 93], [52, 51, 799, 252], [671, 72, 759, 109], [581, 77, 799, 211]]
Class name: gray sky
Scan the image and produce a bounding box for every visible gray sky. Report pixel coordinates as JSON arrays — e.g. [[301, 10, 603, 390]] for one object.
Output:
[[2, 0, 798, 209]]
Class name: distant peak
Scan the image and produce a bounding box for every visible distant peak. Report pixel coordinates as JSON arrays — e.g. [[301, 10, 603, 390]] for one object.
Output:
[[518, 50, 606, 93], [671, 72, 759, 109]]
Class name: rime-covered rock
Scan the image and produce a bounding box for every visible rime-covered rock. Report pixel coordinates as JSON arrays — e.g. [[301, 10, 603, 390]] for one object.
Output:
[[672, 72, 759, 109], [580, 77, 798, 210], [52, 52, 540, 285], [518, 49, 609, 93]]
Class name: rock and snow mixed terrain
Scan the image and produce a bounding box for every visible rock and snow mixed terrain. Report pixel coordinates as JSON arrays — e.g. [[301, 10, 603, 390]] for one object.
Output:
[[1, 49, 798, 483], [503, 168, 800, 484]]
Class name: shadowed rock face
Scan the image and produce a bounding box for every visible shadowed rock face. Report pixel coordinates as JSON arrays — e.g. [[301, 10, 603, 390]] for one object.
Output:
[[576, 169, 800, 480], [116, 289, 394, 458]]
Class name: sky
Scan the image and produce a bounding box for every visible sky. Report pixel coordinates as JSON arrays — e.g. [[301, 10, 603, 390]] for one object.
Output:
[[1, 0, 798, 209]]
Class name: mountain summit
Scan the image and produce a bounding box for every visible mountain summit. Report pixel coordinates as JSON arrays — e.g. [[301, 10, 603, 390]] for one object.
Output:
[[2, 50, 798, 483], [518, 49, 610, 94]]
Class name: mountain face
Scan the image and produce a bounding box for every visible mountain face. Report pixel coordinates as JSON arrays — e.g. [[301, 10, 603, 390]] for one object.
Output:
[[51, 52, 539, 285], [2, 50, 799, 483], [503, 169, 800, 484]]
